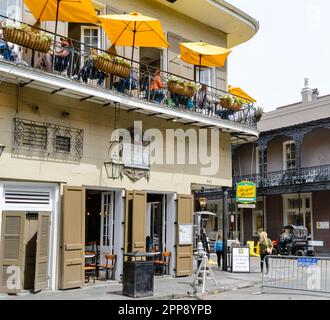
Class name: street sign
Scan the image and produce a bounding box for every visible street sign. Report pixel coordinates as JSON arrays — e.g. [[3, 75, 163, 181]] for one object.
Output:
[[236, 181, 256, 204], [238, 203, 256, 209], [297, 257, 318, 267]]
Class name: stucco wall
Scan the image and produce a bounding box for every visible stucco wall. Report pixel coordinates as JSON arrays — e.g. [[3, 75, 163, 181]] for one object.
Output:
[[301, 128, 330, 167], [0, 82, 232, 194]]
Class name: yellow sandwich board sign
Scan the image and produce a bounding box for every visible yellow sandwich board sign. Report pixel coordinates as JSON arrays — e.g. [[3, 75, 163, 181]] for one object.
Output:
[[236, 181, 256, 204]]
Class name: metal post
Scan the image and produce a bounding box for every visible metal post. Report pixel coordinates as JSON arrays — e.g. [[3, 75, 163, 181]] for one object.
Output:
[[52, 0, 61, 72], [222, 187, 228, 271]]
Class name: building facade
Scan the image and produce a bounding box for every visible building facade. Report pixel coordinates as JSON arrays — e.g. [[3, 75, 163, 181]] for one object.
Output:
[[200, 80, 330, 254], [0, 0, 258, 293]]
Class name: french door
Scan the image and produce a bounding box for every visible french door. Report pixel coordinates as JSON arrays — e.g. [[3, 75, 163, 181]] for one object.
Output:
[[100, 192, 113, 264]]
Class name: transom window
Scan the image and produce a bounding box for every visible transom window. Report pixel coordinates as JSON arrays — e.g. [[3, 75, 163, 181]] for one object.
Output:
[[283, 140, 296, 170]]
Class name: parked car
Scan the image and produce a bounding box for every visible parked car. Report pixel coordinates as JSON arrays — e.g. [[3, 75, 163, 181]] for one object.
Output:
[[272, 224, 314, 256]]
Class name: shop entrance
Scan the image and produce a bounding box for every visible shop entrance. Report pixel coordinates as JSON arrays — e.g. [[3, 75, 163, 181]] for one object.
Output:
[[85, 190, 115, 266], [146, 194, 166, 253]]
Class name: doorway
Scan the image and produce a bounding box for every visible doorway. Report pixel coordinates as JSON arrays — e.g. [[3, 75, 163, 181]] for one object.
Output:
[[146, 194, 166, 253], [0, 211, 51, 293], [85, 190, 115, 265]]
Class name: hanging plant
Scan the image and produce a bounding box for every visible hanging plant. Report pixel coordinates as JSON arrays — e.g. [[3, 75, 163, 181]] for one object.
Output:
[[255, 106, 264, 122], [92, 53, 131, 78]]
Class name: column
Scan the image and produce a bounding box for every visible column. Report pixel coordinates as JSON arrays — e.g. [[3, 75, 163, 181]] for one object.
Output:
[[293, 133, 304, 180], [257, 141, 267, 186], [222, 187, 228, 271]]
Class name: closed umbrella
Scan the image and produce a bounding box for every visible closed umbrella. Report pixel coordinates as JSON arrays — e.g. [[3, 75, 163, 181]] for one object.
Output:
[[179, 42, 231, 82], [98, 12, 169, 66], [24, 0, 99, 69]]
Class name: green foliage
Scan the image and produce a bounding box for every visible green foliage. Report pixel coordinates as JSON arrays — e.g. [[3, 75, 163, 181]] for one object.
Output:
[[96, 53, 131, 68]]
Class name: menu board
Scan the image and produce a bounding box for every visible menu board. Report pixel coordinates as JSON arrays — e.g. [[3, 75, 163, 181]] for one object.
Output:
[[231, 247, 250, 273], [178, 224, 193, 245]]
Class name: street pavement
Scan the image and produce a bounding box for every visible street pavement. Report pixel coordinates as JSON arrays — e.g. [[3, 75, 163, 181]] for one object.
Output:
[[1, 257, 329, 300]]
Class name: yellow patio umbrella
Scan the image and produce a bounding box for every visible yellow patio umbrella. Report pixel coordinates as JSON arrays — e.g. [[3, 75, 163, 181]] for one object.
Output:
[[179, 42, 232, 82], [24, 0, 99, 69], [98, 12, 169, 65], [228, 85, 256, 104]]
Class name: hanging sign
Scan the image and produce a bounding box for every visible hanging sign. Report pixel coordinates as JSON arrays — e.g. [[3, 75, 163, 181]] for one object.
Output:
[[236, 181, 256, 204]]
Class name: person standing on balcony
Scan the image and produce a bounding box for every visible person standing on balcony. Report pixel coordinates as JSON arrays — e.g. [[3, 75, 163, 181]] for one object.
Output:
[[150, 69, 165, 103], [259, 231, 273, 274], [198, 84, 211, 114]]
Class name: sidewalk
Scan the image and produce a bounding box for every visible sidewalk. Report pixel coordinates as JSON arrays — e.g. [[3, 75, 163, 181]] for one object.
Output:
[[0, 257, 262, 300]]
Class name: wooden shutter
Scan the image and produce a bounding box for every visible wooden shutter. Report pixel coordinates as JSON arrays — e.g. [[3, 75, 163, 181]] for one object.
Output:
[[0, 212, 26, 293], [132, 191, 147, 252], [176, 194, 194, 277], [124, 190, 133, 255], [168, 33, 194, 80], [34, 212, 51, 292], [61, 186, 85, 289]]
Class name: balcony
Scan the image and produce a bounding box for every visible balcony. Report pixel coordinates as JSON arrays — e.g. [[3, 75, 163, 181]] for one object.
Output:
[[0, 17, 258, 143], [234, 164, 330, 189]]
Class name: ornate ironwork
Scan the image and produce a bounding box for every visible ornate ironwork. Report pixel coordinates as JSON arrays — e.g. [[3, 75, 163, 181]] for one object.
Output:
[[0, 16, 257, 130], [14, 118, 84, 159]]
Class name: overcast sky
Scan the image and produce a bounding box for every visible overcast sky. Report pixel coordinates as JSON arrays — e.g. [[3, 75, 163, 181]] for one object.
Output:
[[227, 0, 330, 111]]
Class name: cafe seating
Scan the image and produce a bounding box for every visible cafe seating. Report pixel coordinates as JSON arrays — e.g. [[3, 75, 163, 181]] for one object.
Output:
[[154, 251, 171, 276], [85, 241, 97, 283], [98, 254, 117, 280]]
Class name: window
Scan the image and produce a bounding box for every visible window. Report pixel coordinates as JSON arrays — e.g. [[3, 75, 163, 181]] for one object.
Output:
[[195, 66, 212, 87], [22, 122, 48, 150], [0, 0, 19, 19], [81, 26, 101, 53], [283, 194, 312, 236], [14, 118, 84, 159], [256, 146, 267, 174], [54, 135, 71, 154], [283, 140, 296, 170], [252, 198, 265, 236]]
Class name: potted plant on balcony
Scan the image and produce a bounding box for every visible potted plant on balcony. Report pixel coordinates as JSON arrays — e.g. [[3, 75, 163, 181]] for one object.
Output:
[[1, 22, 52, 53], [167, 76, 199, 98], [92, 53, 131, 78], [255, 106, 264, 122], [220, 94, 234, 109], [231, 97, 244, 112]]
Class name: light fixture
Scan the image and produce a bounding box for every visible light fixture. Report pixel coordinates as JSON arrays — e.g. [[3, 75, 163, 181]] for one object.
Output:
[[0, 144, 5, 158], [104, 160, 124, 180], [199, 197, 207, 210]]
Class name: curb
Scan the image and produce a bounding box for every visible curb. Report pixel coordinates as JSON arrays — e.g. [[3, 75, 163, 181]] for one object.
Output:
[[147, 281, 260, 300]]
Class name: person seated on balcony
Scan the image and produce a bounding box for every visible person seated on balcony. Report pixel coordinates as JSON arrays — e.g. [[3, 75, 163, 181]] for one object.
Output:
[[0, 29, 15, 61], [197, 84, 211, 114], [54, 37, 73, 72], [118, 68, 138, 93], [74, 57, 106, 86], [150, 69, 165, 103], [36, 37, 73, 73]]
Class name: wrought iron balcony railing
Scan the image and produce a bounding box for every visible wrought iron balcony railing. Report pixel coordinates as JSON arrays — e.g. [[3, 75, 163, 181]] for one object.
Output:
[[234, 164, 330, 188], [0, 16, 257, 129]]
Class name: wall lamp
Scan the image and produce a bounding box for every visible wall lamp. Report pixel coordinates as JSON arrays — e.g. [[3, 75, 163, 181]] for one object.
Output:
[[104, 160, 124, 180]]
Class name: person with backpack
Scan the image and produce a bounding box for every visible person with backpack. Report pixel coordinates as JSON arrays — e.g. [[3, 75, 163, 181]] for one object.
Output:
[[214, 230, 223, 268]]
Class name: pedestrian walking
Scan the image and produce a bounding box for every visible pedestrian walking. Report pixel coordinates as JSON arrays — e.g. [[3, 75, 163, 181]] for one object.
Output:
[[214, 230, 223, 268], [259, 231, 273, 274]]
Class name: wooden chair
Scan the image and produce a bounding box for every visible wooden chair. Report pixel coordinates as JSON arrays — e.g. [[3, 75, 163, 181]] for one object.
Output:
[[85, 241, 97, 283], [98, 254, 117, 280], [154, 251, 171, 276]]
